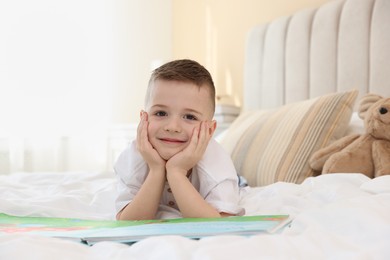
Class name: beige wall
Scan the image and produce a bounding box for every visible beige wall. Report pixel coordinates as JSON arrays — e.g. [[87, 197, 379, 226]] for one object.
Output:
[[172, 0, 330, 107], [111, 0, 172, 124]]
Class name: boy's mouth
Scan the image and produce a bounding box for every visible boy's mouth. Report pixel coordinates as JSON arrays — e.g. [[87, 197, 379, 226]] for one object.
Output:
[[158, 138, 186, 144]]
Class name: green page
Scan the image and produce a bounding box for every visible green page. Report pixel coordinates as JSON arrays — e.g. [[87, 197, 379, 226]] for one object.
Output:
[[0, 214, 291, 245]]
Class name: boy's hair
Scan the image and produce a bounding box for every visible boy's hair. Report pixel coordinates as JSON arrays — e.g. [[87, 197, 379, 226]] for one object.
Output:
[[146, 59, 216, 113]]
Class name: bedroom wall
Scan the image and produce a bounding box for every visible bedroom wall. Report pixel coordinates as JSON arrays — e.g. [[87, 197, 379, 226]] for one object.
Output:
[[111, 0, 172, 124], [172, 0, 330, 107], [0, 0, 173, 173], [111, 0, 332, 124], [0, 0, 333, 173]]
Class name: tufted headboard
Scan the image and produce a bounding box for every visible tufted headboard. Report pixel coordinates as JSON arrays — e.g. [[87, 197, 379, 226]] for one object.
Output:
[[243, 0, 390, 111]]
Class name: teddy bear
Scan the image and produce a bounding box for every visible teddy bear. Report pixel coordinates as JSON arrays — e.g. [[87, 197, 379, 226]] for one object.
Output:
[[309, 93, 390, 178]]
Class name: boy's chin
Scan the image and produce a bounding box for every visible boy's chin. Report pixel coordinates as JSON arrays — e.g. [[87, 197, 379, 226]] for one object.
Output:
[[160, 153, 175, 161], [157, 150, 179, 161]]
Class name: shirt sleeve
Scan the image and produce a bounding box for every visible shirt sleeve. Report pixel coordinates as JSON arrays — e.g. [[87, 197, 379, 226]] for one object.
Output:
[[113, 140, 148, 214], [196, 139, 245, 216]]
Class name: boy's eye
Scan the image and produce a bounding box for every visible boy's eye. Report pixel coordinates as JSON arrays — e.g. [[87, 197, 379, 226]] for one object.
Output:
[[155, 111, 167, 117], [184, 114, 197, 121]]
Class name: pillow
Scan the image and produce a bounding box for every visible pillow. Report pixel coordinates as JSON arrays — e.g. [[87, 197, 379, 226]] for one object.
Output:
[[219, 90, 358, 186]]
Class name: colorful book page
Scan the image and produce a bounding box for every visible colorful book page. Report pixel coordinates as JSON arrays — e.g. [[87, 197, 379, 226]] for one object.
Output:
[[0, 214, 291, 245]]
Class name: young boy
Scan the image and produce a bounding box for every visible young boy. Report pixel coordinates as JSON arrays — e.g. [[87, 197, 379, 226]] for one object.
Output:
[[114, 59, 244, 220]]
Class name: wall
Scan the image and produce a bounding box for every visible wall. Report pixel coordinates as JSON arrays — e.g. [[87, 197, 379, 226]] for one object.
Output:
[[111, 0, 172, 124], [0, 0, 172, 173], [172, 0, 330, 107], [0, 0, 172, 128]]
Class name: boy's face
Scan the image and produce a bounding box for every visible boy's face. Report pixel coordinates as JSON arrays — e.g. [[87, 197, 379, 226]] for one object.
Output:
[[145, 79, 216, 160]]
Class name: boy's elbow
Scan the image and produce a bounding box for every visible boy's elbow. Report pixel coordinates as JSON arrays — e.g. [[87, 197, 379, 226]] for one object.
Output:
[[116, 210, 124, 220], [220, 212, 235, 218]]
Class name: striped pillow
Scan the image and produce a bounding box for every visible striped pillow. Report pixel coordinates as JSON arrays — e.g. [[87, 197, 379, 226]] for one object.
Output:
[[219, 90, 358, 186]]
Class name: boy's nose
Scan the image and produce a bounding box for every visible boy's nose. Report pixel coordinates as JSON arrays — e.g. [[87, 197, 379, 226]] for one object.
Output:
[[164, 117, 181, 133]]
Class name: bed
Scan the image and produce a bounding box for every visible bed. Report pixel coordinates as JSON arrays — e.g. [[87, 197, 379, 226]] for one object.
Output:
[[1, 0, 390, 259]]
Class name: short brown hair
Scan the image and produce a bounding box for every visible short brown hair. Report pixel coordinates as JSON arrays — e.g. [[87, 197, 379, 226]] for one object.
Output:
[[146, 59, 216, 113]]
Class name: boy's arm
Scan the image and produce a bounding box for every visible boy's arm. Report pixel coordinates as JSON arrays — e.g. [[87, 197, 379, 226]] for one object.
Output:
[[117, 168, 165, 220], [117, 111, 166, 220], [166, 121, 221, 218], [166, 171, 221, 218]]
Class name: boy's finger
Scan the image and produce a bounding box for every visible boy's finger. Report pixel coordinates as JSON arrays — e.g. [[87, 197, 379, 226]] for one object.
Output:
[[192, 124, 200, 145], [136, 112, 144, 146], [137, 112, 150, 150], [193, 122, 206, 153], [185, 124, 199, 153], [200, 121, 210, 141], [136, 111, 143, 133]]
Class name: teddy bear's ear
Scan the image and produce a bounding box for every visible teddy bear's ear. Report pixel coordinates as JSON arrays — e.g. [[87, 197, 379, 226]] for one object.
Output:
[[358, 93, 383, 119]]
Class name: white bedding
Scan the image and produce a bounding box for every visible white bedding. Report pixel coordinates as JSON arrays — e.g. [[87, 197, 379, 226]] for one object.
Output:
[[1, 171, 390, 259]]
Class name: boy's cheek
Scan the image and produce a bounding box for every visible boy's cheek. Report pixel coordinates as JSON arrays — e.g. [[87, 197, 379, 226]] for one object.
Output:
[[146, 121, 157, 138]]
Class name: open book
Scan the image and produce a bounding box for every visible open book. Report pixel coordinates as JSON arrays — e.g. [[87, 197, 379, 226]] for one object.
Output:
[[0, 213, 291, 245]]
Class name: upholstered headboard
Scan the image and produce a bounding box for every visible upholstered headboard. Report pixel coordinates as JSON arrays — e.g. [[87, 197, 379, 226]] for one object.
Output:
[[221, 0, 390, 186], [243, 0, 390, 111]]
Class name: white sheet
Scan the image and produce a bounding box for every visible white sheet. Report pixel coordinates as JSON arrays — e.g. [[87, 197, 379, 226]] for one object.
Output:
[[1, 171, 390, 259]]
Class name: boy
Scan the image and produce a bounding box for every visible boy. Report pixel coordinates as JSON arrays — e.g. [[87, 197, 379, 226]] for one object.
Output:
[[115, 59, 244, 220]]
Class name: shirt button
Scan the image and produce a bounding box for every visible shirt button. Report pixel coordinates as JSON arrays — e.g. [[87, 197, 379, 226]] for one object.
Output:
[[167, 188, 172, 193], [168, 201, 175, 207]]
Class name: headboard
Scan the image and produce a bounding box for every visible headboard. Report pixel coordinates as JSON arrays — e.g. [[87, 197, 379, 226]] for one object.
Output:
[[243, 0, 390, 111], [221, 0, 390, 186]]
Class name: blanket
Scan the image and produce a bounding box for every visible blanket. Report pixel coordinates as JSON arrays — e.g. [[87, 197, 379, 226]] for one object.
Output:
[[0, 171, 389, 259]]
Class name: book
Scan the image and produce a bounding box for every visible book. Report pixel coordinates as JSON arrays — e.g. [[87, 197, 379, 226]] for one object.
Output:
[[0, 214, 291, 245]]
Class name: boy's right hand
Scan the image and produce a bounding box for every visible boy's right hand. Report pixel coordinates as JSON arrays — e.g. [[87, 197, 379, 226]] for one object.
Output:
[[136, 111, 166, 172]]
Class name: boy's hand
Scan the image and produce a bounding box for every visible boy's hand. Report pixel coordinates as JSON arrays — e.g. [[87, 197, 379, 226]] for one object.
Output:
[[166, 121, 212, 175], [136, 111, 166, 172]]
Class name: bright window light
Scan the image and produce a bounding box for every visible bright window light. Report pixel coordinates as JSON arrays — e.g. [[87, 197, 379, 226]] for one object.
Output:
[[0, 0, 113, 137]]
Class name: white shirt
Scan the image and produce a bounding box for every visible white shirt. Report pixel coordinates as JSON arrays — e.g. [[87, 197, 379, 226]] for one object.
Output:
[[114, 139, 244, 218]]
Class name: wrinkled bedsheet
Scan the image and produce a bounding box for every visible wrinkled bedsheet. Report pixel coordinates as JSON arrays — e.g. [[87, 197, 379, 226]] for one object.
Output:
[[1, 171, 390, 260]]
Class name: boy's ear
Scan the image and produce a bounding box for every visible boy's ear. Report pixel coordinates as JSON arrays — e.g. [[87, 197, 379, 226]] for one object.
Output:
[[209, 120, 217, 136]]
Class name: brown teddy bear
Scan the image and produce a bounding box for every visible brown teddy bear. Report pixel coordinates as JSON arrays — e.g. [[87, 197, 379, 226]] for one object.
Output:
[[309, 93, 390, 178]]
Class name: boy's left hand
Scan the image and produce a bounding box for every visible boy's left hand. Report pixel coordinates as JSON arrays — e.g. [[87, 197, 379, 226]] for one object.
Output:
[[166, 121, 212, 175]]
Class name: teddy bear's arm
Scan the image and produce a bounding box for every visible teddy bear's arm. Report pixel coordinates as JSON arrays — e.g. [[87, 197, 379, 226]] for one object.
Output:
[[372, 140, 390, 177], [309, 134, 360, 171]]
